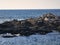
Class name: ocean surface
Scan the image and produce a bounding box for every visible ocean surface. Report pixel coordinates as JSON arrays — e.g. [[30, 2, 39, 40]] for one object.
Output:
[[0, 9, 60, 45], [0, 9, 60, 23]]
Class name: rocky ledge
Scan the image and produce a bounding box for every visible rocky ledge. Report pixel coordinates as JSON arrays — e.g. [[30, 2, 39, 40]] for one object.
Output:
[[0, 13, 60, 37]]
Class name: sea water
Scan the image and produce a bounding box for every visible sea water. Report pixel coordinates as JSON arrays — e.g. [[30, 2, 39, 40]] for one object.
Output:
[[0, 9, 60, 23], [0, 32, 60, 45], [0, 9, 60, 45]]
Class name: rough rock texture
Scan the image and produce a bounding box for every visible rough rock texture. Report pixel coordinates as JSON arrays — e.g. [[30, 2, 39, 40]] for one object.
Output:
[[0, 13, 60, 36]]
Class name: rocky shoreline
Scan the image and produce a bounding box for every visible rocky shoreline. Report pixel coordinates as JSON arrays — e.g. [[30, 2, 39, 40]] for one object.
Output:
[[0, 13, 60, 37]]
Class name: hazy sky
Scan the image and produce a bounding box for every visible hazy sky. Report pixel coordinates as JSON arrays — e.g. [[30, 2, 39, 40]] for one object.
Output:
[[0, 0, 60, 9]]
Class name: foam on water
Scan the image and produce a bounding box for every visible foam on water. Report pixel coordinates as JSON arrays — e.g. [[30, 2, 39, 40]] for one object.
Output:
[[0, 19, 25, 24], [0, 32, 60, 45]]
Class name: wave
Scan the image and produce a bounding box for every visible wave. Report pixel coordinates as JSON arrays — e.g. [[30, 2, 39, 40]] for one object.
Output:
[[0, 19, 25, 24]]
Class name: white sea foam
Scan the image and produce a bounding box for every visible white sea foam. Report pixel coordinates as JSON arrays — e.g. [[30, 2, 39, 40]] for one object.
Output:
[[0, 19, 25, 24]]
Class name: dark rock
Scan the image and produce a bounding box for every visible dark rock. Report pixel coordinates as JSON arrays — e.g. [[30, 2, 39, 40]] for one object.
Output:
[[0, 13, 60, 37]]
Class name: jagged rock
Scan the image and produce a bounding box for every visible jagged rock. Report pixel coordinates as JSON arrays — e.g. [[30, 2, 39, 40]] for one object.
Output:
[[21, 20, 33, 27], [42, 13, 58, 22], [26, 18, 36, 26], [0, 13, 60, 37]]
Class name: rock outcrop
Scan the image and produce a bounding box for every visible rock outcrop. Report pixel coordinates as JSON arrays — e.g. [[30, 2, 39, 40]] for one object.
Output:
[[0, 13, 60, 37]]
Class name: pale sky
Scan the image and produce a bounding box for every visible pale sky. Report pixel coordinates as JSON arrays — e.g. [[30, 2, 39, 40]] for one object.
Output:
[[0, 0, 60, 9]]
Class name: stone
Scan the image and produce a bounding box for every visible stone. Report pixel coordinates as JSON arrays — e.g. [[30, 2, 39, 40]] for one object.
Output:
[[0, 13, 60, 37]]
